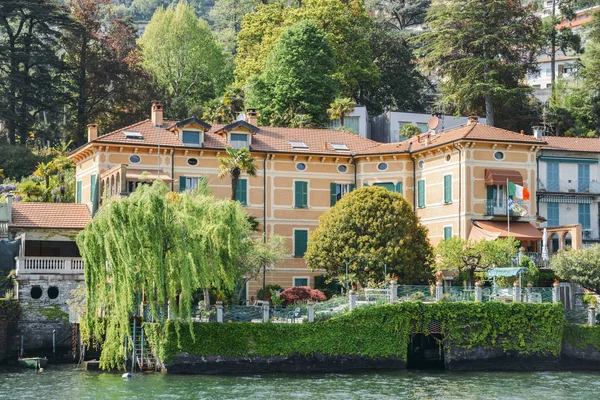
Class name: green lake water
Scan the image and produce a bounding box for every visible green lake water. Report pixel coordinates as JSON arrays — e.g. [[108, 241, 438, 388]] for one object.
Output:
[[1, 365, 599, 399]]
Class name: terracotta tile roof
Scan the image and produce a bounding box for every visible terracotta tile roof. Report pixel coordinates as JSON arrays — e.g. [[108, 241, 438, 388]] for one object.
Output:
[[79, 119, 545, 158], [359, 123, 546, 155], [87, 119, 382, 155], [543, 136, 600, 153], [9, 203, 92, 230]]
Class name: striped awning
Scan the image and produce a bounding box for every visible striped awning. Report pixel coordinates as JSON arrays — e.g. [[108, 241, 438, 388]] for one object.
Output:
[[538, 195, 593, 204], [485, 169, 523, 186]]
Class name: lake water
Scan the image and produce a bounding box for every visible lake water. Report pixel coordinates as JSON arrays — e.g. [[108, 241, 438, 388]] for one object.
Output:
[[1, 365, 599, 399]]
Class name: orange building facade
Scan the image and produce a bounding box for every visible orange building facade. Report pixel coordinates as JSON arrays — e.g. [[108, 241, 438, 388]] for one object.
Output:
[[69, 103, 548, 300]]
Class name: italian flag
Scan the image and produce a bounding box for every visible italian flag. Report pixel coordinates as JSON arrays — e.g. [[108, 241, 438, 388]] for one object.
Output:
[[508, 181, 530, 200]]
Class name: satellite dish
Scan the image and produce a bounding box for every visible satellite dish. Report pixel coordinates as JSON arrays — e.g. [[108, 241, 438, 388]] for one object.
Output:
[[427, 115, 440, 130]]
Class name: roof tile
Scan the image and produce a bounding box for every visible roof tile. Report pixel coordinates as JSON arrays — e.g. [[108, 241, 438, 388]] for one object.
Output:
[[10, 203, 92, 229]]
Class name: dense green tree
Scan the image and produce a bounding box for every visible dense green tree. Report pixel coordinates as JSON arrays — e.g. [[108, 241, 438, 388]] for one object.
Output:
[[63, 0, 155, 145], [0, 0, 73, 145], [305, 186, 434, 286], [551, 245, 600, 294], [247, 21, 337, 127], [435, 237, 519, 285], [359, 24, 430, 115], [420, 0, 542, 126], [217, 147, 258, 201], [0, 144, 52, 180], [78, 181, 255, 369], [400, 124, 421, 138], [138, 1, 227, 119], [236, 0, 377, 101], [209, 0, 258, 55], [369, 0, 430, 31]]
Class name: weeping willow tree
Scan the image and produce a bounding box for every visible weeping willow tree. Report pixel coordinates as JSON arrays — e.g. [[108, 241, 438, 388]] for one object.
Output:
[[77, 180, 252, 370]]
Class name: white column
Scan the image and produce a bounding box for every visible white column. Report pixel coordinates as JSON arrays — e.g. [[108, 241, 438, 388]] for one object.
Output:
[[349, 290, 357, 311], [307, 302, 314, 323], [513, 281, 521, 303], [262, 304, 270, 323], [389, 280, 397, 303], [475, 281, 483, 302], [589, 307, 596, 327], [216, 301, 223, 323], [552, 282, 560, 304], [436, 281, 443, 301]]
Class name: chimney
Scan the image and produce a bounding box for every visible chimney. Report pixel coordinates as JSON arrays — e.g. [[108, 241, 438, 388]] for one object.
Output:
[[152, 101, 164, 127], [87, 124, 98, 142], [532, 126, 544, 140], [246, 108, 258, 126], [467, 116, 479, 126], [6, 194, 13, 224]]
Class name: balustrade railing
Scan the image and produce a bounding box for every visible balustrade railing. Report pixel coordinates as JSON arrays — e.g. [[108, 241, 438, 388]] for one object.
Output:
[[15, 257, 84, 274]]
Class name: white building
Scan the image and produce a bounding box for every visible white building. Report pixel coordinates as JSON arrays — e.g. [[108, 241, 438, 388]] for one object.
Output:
[[536, 132, 600, 247], [370, 111, 486, 143], [326, 105, 369, 138]]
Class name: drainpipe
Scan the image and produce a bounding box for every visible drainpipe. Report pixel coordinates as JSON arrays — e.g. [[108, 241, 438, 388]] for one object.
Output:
[[170, 147, 175, 191], [409, 143, 416, 214], [536, 149, 542, 219], [453, 142, 462, 239], [352, 153, 357, 188], [263, 153, 268, 290]]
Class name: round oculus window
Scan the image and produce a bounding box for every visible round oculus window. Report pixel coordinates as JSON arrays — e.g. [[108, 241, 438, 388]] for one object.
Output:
[[338, 165, 348, 173], [48, 286, 59, 300], [494, 151, 505, 160], [30, 286, 42, 300], [445, 154, 451, 162], [187, 158, 198, 166], [418, 160, 424, 169], [377, 163, 388, 171], [129, 155, 141, 164], [296, 163, 307, 171]]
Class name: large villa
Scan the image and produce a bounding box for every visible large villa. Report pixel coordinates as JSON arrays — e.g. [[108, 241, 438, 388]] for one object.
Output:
[[58, 102, 594, 299]]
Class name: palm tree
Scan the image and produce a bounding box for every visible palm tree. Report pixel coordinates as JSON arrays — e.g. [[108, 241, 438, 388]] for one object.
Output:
[[218, 147, 258, 201], [328, 97, 356, 127], [33, 161, 57, 200]]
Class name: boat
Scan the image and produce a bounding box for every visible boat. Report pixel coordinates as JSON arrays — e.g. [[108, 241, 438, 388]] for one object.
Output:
[[18, 357, 48, 369]]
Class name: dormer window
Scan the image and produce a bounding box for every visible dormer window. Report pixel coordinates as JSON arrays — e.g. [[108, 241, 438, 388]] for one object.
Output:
[[330, 142, 349, 151], [182, 130, 202, 147], [230, 133, 249, 149], [124, 131, 143, 140], [289, 140, 309, 149]]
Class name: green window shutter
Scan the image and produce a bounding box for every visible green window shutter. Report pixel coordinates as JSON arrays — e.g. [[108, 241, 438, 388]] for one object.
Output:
[[363, 182, 369, 187], [444, 226, 452, 240], [90, 174, 98, 215], [302, 181, 308, 207], [179, 176, 186, 192], [295, 181, 308, 208], [76, 180, 82, 204], [444, 175, 452, 203], [330, 182, 338, 207], [395, 182, 403, 195], [417, 180, 425, 208], [349, 184, 356, 192], [294, 229, 308, 257], [236, 179, 247, 205]]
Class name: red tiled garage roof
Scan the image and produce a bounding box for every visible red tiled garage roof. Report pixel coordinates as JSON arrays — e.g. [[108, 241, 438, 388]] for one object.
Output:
[[10, 203, 92, 229]]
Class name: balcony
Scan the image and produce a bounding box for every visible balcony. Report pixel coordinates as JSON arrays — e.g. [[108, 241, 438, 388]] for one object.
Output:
[[15, 257, 84, 275], [485, 200, 527, 217], [538, 179, 600, 194]]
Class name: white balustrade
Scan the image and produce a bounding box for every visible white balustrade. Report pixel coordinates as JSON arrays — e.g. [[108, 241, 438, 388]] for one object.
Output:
[[15, 257, 84, 275]]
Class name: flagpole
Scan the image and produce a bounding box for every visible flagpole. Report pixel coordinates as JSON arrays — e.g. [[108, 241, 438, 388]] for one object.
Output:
[[507, 178, 510, 237]]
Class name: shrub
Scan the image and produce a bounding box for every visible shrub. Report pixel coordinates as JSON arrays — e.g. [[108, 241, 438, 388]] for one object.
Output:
[[279, 286, 326, 304], [257, 284, 282, 301]]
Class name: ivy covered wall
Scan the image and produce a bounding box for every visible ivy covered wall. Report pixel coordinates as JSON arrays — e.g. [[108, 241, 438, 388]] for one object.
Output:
[[145, 302, 565, 364]]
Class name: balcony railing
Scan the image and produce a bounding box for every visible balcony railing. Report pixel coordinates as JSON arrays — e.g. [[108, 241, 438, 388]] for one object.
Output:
[[15, 257, 84, 275], [485, 200, 527, 217]]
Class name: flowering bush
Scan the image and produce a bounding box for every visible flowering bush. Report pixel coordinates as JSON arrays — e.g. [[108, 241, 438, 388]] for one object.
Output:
[[279, 286, 326, 304]]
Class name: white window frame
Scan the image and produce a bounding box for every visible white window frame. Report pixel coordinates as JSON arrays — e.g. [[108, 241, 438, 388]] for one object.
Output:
[[443, 225, 453, 240], [228, 132, 251, 149], [293, 276, 310, 287], [181, 129, 203, 147], [336, 183, 350, 202], [186, 176, 203, 191]]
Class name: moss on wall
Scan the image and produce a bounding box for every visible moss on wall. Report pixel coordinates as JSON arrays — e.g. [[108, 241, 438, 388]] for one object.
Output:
[[145, 302, 565, 363]]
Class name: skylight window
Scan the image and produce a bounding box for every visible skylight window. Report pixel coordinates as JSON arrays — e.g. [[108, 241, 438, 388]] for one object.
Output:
[[330, 142, 349, 151], [123, 131, 143, 140], [289, 140, 309, 149]]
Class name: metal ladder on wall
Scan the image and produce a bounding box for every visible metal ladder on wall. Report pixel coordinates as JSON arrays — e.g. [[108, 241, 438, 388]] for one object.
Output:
[[129, 316, 157, 372]]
